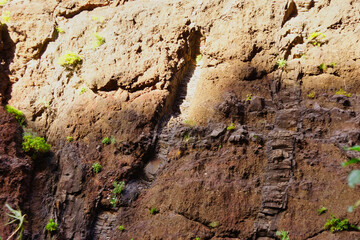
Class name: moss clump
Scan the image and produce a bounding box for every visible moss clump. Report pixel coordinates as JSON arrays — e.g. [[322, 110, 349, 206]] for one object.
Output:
[[22, 131, 51, 153], [1, 10, 10, 24], [5, 105, 25, 125], [335, 88, 351, 98], [102, 137, 110, 145], [45, 219, 58, 232], [226, 123, 236, 131], [324, 214, 357, 232], [58, 51, 83, 68]]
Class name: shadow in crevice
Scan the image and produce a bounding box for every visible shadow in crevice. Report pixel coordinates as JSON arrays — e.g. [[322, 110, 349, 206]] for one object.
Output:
[[158, 29, 202, 124], [281, 0, 298, 27], [171, 63, 196, 117], [0, 23, 15, 105]]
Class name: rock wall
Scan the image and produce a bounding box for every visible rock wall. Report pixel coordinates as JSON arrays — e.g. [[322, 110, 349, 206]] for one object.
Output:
[[1, 0, 360, 239]]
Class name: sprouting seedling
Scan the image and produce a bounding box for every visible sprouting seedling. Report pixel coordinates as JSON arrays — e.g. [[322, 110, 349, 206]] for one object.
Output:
[[317, 206, 327, 215], [78, 86, 87, 95], [276, 58, 287, 69], [275, 230, 290, 240], [307, 32, 326, 46], [328, 62, 337, 68], [318, 63, 327, 72], [92, 162, 102, 173], [5, 203, 27, 240], [246, 94, 252, 102], [149, 207, 159, 215], [102, 137, 110, 145], [92, 32, 105, 49], [307, 91, 316, 99]]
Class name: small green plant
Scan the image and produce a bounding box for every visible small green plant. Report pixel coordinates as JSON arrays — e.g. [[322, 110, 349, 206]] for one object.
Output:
[[118, 225, 125, 231], [58, 51, 83, 68], [324, 214, 356, 232], [78, 86, 87, 95], [5, 203, 26, 240], [308, 32, 326, 46], [110, 136, 116, 144], [109, 195, 117, 208], [5, 105, 25, 125], [22, 131, 51, 154], [92, 32, 105, 49], [183, 132, 190, 142], [318, 63, 327, 72], [56, 27, 64, 33], [45, 219, 58, 232], [1, 10, 10, 24], [301, 54, 307, 59], [208, 221, 219, 228], [335, 88, 351, 98], [317, 206, 328, 215], [66, 136, 74, 142], [195, 238, 200, 240], [150, 207, 159, 215], [102, 137, 110, 145], [92, 162, 102, 173], [109, 181, 125, 207], [227, 123, 236, 131], [276, 58, 287, 69], [113, 181, 125, 194], [246, 94, 252, 102], [328, 62, 337, 68], [276, 230, 290, 240], [307, 91, 316, 99]]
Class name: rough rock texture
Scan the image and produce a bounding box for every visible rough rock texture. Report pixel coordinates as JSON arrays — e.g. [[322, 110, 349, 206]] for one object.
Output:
[[0, 108, 32, 237], [1, 0, 360, 239]]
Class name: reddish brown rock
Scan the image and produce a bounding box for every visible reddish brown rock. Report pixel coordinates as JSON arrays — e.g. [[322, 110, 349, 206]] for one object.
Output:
[[1, 0, 360, 239]]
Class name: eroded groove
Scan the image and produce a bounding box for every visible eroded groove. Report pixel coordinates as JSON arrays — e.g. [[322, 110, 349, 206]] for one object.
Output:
[[59, 2, 111, 19], [255, 65, 303, 237]]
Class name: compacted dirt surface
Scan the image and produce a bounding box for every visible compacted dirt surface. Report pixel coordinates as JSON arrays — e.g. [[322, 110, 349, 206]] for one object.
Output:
[[1, 0, 360, 239]]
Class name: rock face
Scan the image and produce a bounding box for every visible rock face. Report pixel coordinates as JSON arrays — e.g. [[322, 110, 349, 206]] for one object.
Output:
[[1, 0, 360, 239]]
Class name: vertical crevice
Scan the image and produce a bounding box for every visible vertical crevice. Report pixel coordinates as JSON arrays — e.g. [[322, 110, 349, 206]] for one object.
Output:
[[0, 24, 15, 105]]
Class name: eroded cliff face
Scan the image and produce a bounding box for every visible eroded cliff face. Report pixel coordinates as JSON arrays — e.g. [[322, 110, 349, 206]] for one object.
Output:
[[1, 0, 360, 239]]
